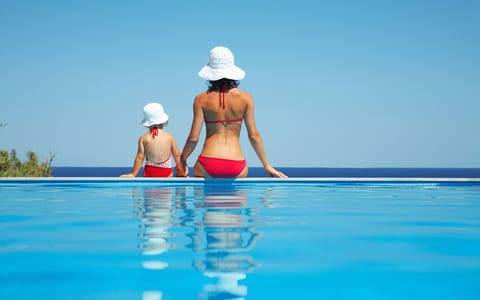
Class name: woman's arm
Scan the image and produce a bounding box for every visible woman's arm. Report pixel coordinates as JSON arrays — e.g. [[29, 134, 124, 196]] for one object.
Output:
[[170, 135, 187, 177], [180, 96, 204, 167], [244, 94, 287, 178]]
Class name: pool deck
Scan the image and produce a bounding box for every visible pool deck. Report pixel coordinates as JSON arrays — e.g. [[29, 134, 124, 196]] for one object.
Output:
[[1, 177, 480, 183]]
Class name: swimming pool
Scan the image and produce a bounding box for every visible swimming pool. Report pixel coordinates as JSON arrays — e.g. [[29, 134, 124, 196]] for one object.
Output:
[[1, 178, 480, 299]]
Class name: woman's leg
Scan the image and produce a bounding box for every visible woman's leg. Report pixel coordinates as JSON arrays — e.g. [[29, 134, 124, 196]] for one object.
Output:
[[194, 160, 209, 177], [237, 165, 248, 178]]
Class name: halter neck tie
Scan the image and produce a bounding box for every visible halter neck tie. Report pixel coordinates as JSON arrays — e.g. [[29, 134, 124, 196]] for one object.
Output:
[[149, 127, 159, 139], [219, 91, 225, 109]]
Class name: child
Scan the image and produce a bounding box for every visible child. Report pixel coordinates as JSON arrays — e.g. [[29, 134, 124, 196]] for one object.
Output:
[[121, 103, 185, 177]]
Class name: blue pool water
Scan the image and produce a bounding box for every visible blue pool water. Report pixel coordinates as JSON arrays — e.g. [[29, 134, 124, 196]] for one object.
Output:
[[1, 179, 480, 299]]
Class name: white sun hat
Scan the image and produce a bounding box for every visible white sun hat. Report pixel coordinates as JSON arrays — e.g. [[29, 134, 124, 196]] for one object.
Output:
[[198, 46, 246, 81], [142, 103, 169, 127]]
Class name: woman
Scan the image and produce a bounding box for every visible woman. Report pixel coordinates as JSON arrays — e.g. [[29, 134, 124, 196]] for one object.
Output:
[[179, 46, 287, 178]]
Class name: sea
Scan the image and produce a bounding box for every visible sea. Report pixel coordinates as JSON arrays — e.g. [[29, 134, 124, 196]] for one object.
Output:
[[51, 167, 480, 178]]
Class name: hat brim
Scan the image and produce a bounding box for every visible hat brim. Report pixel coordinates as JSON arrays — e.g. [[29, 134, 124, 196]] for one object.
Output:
[[142, 114, 169, 127], [198, 65, 245, 81]]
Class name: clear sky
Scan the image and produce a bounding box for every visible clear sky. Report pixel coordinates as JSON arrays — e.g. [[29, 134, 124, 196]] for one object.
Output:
[[1, 0, 479, 168]]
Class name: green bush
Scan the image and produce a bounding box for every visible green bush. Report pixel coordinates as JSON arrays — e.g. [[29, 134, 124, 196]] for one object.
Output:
[[0, 149, 55, 177]]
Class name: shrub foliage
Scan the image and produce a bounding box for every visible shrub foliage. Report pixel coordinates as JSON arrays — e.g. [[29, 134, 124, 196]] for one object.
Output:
[[0, 149, 55, 177]]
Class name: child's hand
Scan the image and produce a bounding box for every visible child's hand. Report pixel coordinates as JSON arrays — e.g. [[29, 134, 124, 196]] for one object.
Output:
[[120, 174, 134, 178], [175, 165, 188, 177]]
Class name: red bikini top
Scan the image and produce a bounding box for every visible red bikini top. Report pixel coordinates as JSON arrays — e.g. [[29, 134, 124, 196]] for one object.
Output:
[[205, 91, 243, 124], [205, 118, 242, 124]]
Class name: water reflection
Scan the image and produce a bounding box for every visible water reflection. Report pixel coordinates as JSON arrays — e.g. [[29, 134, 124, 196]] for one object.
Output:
[[134, 186, 176, 300], [133, 183, 270, 299], [138, 187, 174, 263], [187, 183, 263, 300]]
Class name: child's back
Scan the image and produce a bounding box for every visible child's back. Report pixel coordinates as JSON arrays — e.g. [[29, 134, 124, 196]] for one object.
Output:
[[121, 103, 183, 178], [142, 127, 175, 165]]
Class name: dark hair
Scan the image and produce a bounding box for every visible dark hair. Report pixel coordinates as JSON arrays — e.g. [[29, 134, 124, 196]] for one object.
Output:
[[207, 78, 239, 92], [151, 123, 165, 129]]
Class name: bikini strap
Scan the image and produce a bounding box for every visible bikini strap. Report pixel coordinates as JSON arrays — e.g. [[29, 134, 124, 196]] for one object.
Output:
[[219, 82, 227, 109], [149, 127, 159, 139], [219, 91, 225, 109], [206, 118, 243, 124]]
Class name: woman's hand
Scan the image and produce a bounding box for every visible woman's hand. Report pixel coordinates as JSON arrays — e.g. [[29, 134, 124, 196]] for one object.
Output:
[[120, 174, 135, 178], [265, 166, 288, 178], [175, 163, 189, 177]]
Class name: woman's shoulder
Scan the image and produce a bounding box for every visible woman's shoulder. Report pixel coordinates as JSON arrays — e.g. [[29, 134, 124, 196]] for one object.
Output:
[[194, 88, 252, 103], [230, 88, 252, 100], [194, 92, 210, 102]]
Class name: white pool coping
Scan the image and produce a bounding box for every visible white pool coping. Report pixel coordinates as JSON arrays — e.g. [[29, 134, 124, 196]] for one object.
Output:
[[1, 177, 480, 183]]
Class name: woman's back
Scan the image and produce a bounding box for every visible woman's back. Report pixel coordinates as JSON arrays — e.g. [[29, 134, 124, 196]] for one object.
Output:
[[196, 88, 249, 160]]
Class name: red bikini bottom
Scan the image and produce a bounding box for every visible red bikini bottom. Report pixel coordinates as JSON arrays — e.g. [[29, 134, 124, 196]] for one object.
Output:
[[143, 165, 173, 177], [197, 155, 247, 178]]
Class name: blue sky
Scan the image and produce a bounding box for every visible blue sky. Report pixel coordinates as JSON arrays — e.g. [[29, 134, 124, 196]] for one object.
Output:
[[1, 0, 479, 168]]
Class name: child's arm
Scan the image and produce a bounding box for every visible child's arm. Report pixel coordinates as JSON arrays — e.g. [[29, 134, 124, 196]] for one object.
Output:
[[120, 137, 145, 178]]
